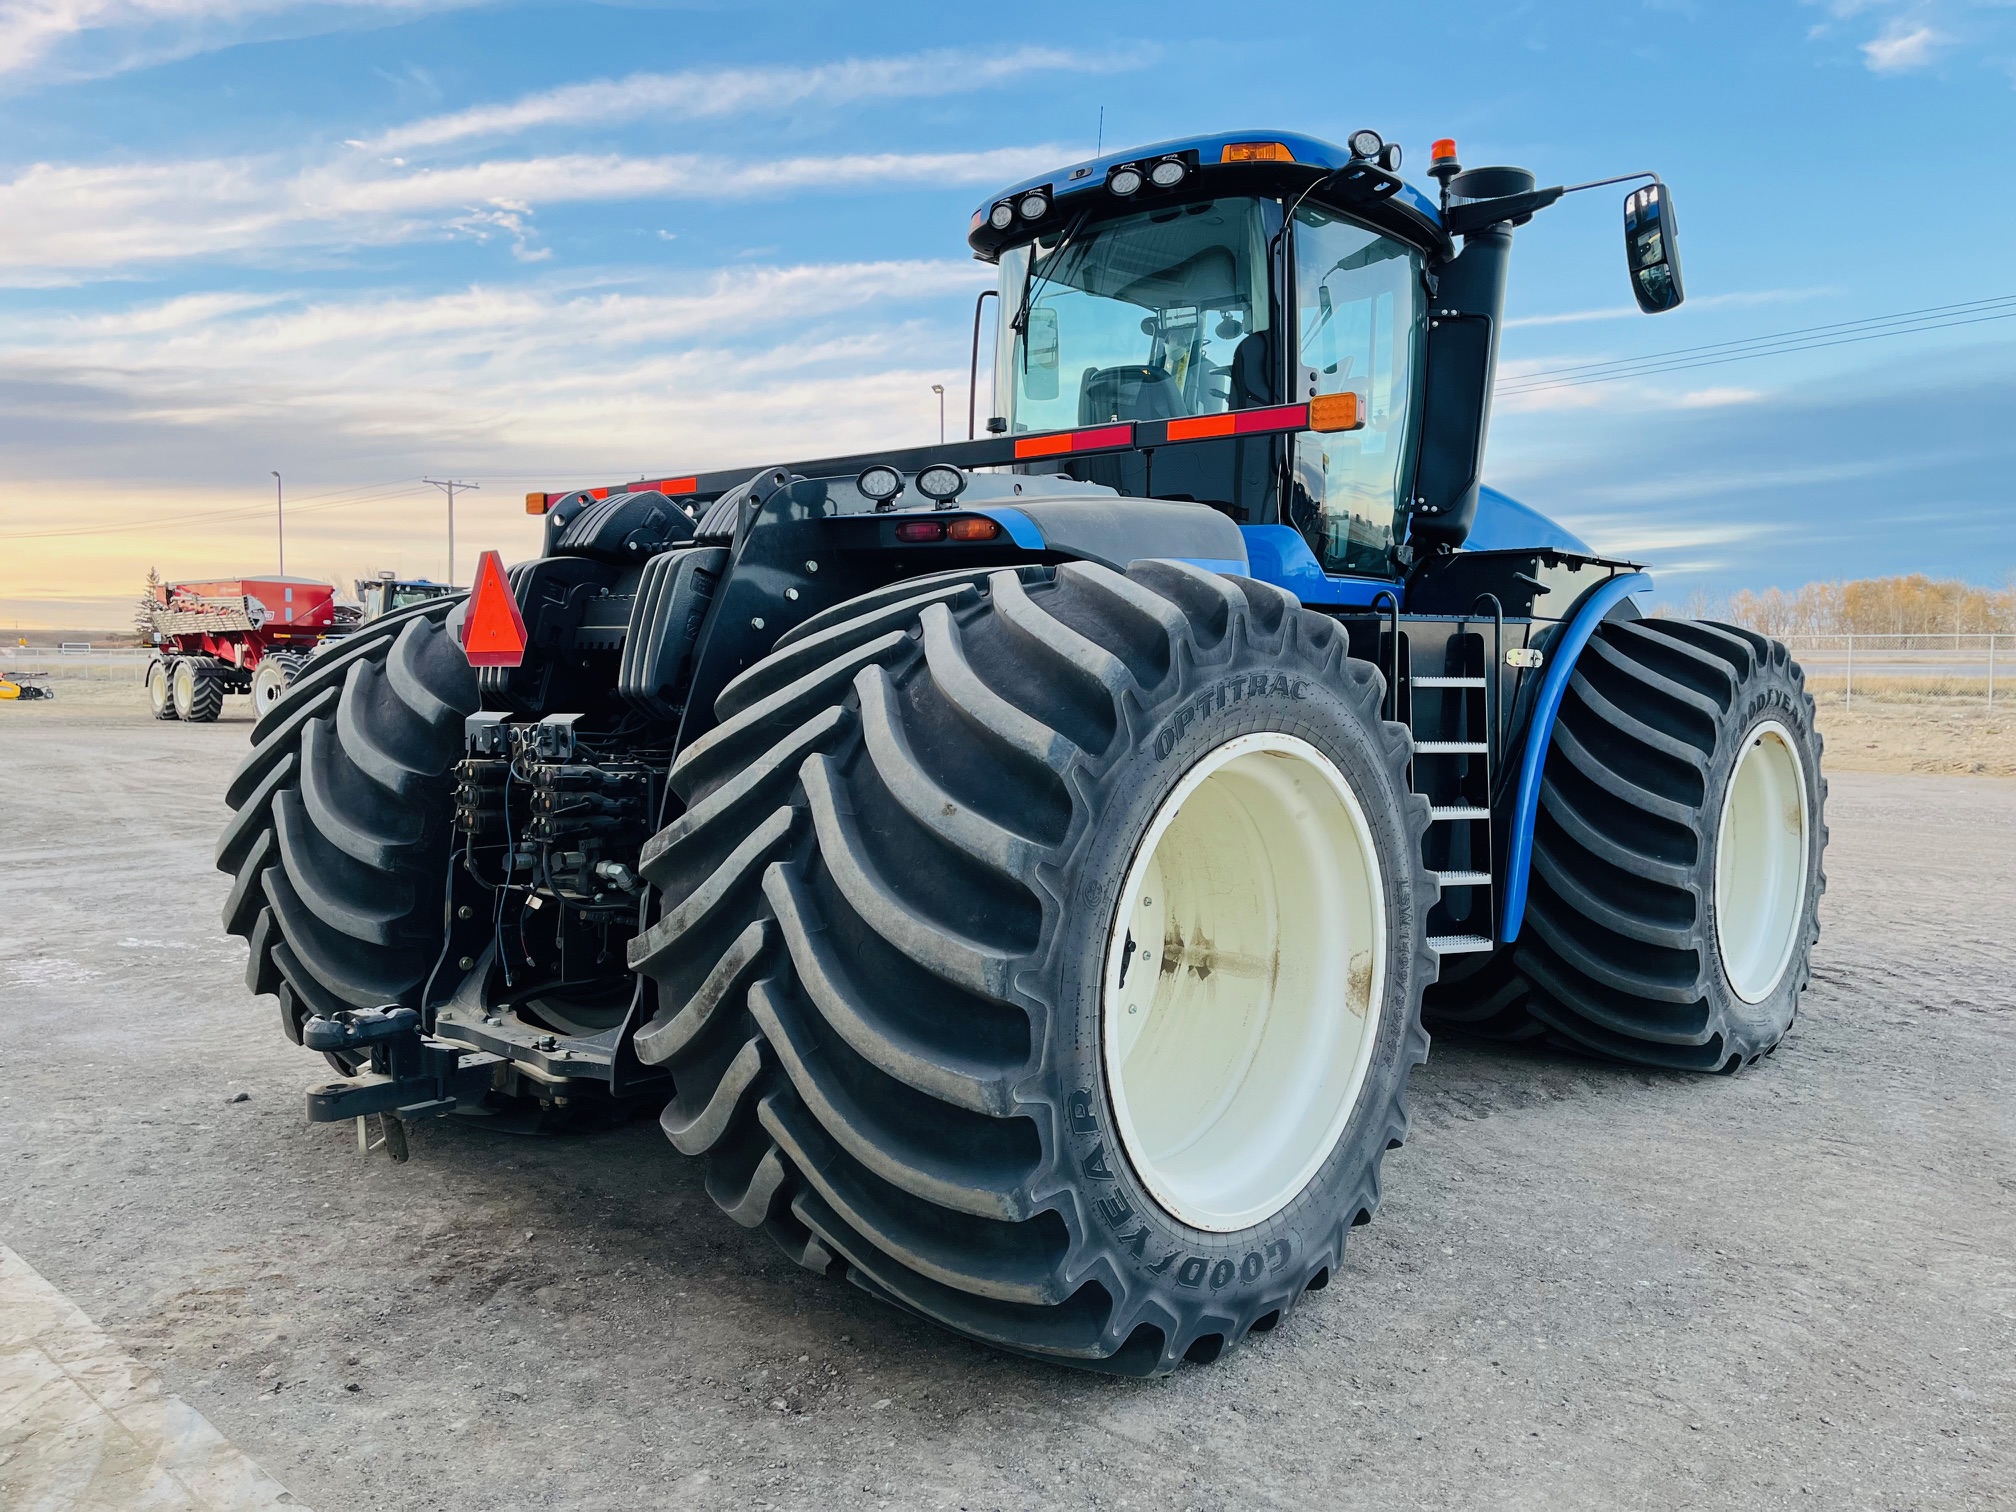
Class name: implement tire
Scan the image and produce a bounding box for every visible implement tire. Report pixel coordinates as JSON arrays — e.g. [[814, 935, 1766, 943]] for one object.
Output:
[[252, 649, 308, 718], [214, 598, 475, 1048], [172, 657, 225, 723], [1425, 617, 1826, 1071], [629, 561, 1435, 1374], [146, 657, 178, 720]]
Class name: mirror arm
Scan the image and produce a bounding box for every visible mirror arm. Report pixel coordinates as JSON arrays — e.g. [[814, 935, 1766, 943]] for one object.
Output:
[[1440, 185, 1565, 236], [1440, 171, 1667, 238]]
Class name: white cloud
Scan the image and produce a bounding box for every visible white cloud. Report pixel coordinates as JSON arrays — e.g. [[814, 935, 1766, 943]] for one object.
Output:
[[0, 144, 1066, 278], [1678, 386, 1766, 407], [0, 259, 991, 462], [1861, 21, 1948, 70], [370, 47, 1143, 153], [0, 0, 471, 81]]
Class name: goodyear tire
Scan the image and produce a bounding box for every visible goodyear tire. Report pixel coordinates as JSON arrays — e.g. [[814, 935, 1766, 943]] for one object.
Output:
[[629, 561, 1435, 1374], [251, 649, 308, 717], [146, 657, 178, 720], [1425, 617, 1826, 1071], [172, 657, 225, 722], [215, 598, 475, 1051]]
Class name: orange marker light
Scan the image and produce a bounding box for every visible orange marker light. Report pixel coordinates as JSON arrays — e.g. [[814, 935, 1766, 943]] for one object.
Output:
[[1431, 139, 1458, 162], [1220, 141, 1295, 164], [1309, 391, 1365, 432], [946, 516, 1002, 542], [460, 549, 528, 668], [525, 492, 550, 515]]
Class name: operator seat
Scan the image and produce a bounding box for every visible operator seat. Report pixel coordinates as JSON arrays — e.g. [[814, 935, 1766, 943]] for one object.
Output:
[[1079, 365, 1183, 425]]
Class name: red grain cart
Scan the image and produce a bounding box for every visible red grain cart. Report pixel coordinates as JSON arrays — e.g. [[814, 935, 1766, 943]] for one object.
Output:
[[142, 576, 341, 722]]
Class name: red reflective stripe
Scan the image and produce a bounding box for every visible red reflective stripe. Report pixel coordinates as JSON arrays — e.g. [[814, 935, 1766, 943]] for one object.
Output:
[[1014, 422, 1133, 459], [460, 549, 528, 668], [658, 476, 699, 495], [1161, 403, 1308, 443], [1231, 402, 1309, 434]]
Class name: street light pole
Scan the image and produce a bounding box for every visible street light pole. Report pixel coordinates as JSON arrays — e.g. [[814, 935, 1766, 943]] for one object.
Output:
[[423, 478, 480, 585], [270, 471, 284, 576], [931, 383, 945, 444]]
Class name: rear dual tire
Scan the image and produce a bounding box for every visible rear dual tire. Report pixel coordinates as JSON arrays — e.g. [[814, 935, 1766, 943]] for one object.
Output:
[[630, 561, 1435, 1373], [1425, 617, 1826, 1071]]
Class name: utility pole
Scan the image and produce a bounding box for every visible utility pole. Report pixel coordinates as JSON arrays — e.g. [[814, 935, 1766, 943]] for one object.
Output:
[[931, 384, 946, 444], [423, 479, 480, 585], [271, 471, 284, 576]]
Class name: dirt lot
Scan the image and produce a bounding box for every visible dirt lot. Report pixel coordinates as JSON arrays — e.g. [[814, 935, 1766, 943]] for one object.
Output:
[[2, 693, 2011, 1511]]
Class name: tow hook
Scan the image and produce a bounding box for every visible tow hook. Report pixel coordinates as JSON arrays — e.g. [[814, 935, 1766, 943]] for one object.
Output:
[[301, 1006, 505, 1160]]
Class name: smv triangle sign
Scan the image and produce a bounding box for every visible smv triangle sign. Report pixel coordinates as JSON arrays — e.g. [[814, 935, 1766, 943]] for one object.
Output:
[[460, 549, 528, 667]]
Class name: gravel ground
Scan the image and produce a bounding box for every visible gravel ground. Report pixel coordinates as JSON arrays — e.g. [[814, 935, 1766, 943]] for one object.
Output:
[[1, 696, 2011, 1511]]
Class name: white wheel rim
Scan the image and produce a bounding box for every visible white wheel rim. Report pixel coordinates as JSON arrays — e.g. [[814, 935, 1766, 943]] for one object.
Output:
[[1101, 732, 1386, 1233], [1714, 720, 1809, 1004]]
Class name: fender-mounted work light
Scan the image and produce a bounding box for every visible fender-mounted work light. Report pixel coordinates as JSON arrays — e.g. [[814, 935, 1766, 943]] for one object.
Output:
[[461, 549, 527, 668], [915, 464, 967, 503], [857, 465, 903, 506]]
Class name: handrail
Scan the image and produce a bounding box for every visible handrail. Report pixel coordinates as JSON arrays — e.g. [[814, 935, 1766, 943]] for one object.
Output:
[[1370, 590, 1401, 721], [1471, 591, 1504, 763], [967, 289, 998, 440]]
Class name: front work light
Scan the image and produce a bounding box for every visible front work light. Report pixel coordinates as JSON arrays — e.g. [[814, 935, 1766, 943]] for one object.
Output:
[[1148, 158, 1188, 188], [1018, 192, 1050, 220], [989, 202, 1015, 231], [1348, 129, 1384, 160], [1108, 165, 1144, 197]]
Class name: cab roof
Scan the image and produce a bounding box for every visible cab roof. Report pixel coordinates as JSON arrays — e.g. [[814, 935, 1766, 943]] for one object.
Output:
[[968, 129, 1443, 256]]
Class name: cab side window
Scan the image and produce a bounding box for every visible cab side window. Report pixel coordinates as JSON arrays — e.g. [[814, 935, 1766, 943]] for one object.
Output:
[[1291, 209, 1425, 576]]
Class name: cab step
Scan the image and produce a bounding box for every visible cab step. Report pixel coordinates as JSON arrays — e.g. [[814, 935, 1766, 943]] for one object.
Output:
[[1428, 935, 1495, 956], [1413, 676, 1487, 688], [1415, 741, 1489, 755], [1435, 871, 1492, 887]]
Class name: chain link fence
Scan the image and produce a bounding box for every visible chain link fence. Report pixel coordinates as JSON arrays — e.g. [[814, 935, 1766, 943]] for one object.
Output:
[[1782, 633, 2004, 708]]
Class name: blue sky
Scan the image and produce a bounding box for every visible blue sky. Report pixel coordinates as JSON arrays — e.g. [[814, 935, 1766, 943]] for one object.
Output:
[[1, 0, 2012, 625]]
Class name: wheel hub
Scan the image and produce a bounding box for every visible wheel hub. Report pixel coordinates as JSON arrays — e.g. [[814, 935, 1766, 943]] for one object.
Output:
[[1714, 719, 1810, 1004], [1101, 733, 1386, 1232]]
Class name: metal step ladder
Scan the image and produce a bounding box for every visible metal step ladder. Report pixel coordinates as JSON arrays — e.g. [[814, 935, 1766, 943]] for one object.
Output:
[[1396, 650, 1497, 959]]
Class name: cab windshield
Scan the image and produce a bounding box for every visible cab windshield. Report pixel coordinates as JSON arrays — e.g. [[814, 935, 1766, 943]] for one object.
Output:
[[996, 198, 1278, 433]]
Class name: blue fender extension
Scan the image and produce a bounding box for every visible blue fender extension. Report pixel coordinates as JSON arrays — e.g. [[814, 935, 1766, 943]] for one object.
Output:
[[1499, 571, 1653, 943]]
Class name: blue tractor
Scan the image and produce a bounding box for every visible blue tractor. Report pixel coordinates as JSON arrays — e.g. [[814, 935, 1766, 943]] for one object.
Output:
[[219, 130, 1825, 1374]]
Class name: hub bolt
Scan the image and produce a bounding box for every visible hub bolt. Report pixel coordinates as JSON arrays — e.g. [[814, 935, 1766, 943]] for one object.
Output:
[[457, 955, 476, 970]]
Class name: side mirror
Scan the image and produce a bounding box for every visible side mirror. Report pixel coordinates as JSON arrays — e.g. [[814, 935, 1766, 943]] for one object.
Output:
[[1023, 306, 1060, 400], [1624, 182, 1684, 313]]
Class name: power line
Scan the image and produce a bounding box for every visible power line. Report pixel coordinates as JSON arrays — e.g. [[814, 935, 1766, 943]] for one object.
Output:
[[1498, 293, 2016, 396], [422, 478, 479, 586]]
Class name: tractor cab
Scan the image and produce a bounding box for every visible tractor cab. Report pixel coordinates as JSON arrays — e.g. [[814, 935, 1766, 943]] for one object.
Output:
[[969, 130, 1683, 586], [355, 572, 460, 622]]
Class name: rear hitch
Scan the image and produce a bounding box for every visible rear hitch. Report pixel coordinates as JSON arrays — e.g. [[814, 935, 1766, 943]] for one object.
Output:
[[302, 1007, 506, 1154]]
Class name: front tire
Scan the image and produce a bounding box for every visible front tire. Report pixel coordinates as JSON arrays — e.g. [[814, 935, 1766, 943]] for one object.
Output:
[[629, 561, 1435, 1373], [1425, 617, 1826, 1070]]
